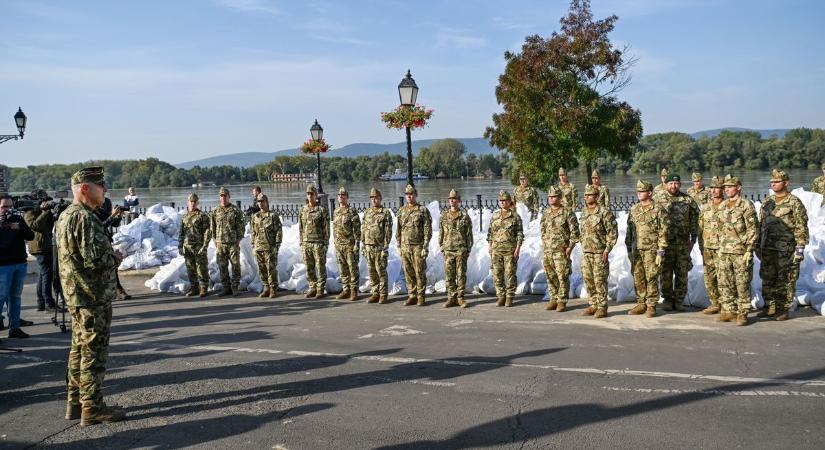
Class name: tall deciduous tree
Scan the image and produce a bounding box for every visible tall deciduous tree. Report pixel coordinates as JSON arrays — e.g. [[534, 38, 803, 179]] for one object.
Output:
[[484, 0, 642, 187]]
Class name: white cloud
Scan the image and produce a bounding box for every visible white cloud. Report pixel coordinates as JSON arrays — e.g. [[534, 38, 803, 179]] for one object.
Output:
[[213, 0, 281, 16]]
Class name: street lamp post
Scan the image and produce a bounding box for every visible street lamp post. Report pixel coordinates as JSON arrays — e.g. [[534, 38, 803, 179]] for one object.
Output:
[[310, 119, 324, 194], [398, 70, 419, 187], [0, 108, 27, 145]]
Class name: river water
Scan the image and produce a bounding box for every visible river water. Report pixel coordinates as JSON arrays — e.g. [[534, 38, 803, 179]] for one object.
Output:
[[105, 169, 823, 211]]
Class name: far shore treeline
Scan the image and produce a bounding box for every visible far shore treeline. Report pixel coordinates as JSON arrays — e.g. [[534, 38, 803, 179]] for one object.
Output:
[[7, 128, 825, 192]]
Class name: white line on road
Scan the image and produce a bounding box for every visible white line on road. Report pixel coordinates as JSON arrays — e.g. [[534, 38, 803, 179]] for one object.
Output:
[[603, 386, 825, 398]]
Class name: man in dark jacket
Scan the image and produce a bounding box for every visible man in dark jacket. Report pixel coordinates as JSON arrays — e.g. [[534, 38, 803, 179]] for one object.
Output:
[[95, 196, 131, 300], [24, 191, 60, 311], [0, 195, 35, 338]]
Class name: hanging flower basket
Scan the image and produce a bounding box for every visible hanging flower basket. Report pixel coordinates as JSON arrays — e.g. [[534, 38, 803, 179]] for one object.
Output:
[[300, 138, 330, 154], [380, 104, 434, 130]]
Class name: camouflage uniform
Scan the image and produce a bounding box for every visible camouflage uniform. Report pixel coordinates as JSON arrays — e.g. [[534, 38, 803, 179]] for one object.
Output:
[[487, 191, 524, 305], [697, 177, 725, 310], [811, 162, 825, 205], [653, 168, 669, 204], [626, 181, 669, 309], [211, 187, 245, 293], [362, 188, 393, 301], [178, 193, 211, 294], [557, 167, 578, 210], [580, 186, 618, 312], [333, 187, 361, 298], [57, 167, 119, 416], [718, 176, 760, 316], [397, 184, 432, 303], [251, 194, 283, 295], [513, 183, 540, 220], [540, 186, 580, 307], [439, 189, 473, 305], [687, 173, 710, 207], [587, 170, 610, 209], [656, 175, 700, 309], [760, 170, 809, 315], [299, 185, 330, 295]]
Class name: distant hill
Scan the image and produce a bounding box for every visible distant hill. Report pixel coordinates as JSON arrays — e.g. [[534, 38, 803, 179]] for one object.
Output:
[[175, 137, 500, 169], [690, 128, 790, 139]]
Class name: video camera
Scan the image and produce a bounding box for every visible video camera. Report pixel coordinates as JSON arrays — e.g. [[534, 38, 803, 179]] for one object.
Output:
[[10, 189, 70, 219]]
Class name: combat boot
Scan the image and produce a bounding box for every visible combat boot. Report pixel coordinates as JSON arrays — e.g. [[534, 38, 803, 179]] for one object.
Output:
[[368, 293, 380, 303], [736, 313, 749, 326], [185, 288, 198, 297], [258, 288, 270, 298], [315, 290, 326, 299], [581, 306, 597, 316], [269, 289, 278, 299], [457, 297, 467, 308], [757, 304, 776, 318], [555, 302, 566, 312], [504, 297, 513, 307], [594, 308, 607, 319], [231, 287, 239, 297], [218, 287, 232, 297], [199, 287, 208, 297], [645, 305, 656, 318], [545, 300, 558, 311], [496, 298, 505, 307], [716, 310, 733, 322], [305, 289, 317, 299], [80, 405, 126, 427], [404, 296, 417, 306], [628, 303, 647, 315], [336, 289, 350, 300], [672, 300, 686, 312], [378, 295, 388, 304], [65, 403, 81, 420], [444, 297, 457, 308], [774, 307, 789, 321], [661, 300, 674, 312], [349, 290, 358, 301], [417, 295, 426, 307], [702, 305, 721, 315]]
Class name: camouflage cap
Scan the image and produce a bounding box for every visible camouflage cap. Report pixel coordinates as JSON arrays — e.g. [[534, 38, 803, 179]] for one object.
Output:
[[498, 190, 512, 201], [770, 169, 789, 182], [723, 174, 741, 187], [448, 189, 459, 199], [547, 185, 561, 197], [219, 186, 230, 196], [636, 180, 653, 192], [591, 170, 600, 178], [665, 173, 681, 183], [337, 186, 348, 196], [709, 176, 724, 188], [558, 167, 567, 176], [369, 187, 382, 198], [70, 166, 105, 186], [404, 184, 417, 195], [306, 184, 317, 194], [584, 185, 599, 196], [256, 193, 268, 202], [660, 168, 669, 177], [692, 172, 703, 181], [188, 193, 199, 202], [519, 173, 528, 179]]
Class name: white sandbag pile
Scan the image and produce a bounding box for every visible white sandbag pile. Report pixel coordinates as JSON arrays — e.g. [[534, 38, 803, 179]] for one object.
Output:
[[113, 204, 182, 270]]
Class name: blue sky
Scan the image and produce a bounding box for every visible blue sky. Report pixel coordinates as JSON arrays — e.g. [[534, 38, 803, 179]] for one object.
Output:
[[1, 0, 824, 166]]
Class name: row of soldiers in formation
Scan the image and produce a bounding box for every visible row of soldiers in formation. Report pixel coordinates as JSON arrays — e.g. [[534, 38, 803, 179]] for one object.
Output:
[[178, 165, 814, 325]]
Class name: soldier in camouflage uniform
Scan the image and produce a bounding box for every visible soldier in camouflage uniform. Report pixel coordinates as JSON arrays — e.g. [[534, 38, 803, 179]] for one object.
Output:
[[251, 194, 282, 299], [299, 184, 330, 298], [397, 184, 433, 306], [557, 167, 578, 210], [697, 176, 725, 315], [362, 188, 393, 303], [579, 185, 618, 318], [811, 161, 825, 205], [514, 174, 540, 221], [717, 175, 760, 326], [488, 190, 524, 307], [333, 187, 361, 301], [540, 185, 579, 312], [586, 170, 610, 208], [758, 169, 809, 321], [687, 172, 710, 207], [626, 180, 668, 318], [212, 187, 245, 296], [178, 193, 211, 297], [58, 167, 125, 425], [653, 168, 669, 203], [440, 189, 473, 308], [656, 173, 700, 312]]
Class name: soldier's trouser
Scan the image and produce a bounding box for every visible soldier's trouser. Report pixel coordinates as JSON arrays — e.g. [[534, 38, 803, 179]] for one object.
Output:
[[67, 303, 112, 410], [759, 249, 799, 310], [216, 242, 241, 290], [491, 249, 517, 299], [255, 247, 279, 289], [718, 252, 752, 314], [661, 242, 692, 304], [542, 251, 571, 302], [581, 252, 608, 309], [631, 249, 659, 307], [364, 245, 388, 296], [400, 244, 427, 297], [444, 250, 468, 299], [302, 242, 327, 292], [703, 247, 721, 307], [335, 244, 359, 292], [184, 247, 209, 289]]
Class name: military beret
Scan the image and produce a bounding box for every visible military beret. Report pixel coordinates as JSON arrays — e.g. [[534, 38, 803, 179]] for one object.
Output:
[[498, 190, 512, 201], [337, 186, 348, 196], [256, 193, 268, 202], [723, 174, 741, 187], [591, 170, 600, 178], [709, 176, 724, 188], [448, 189, 459, 199], [547, 185, 561, 197], [306, 184, 317, 194], [770, 169, 789, 182], [558, 167, 567, 176], [660, 168, 669, 177], [636, 180, 652, 192], [188, 193, 199, 202], [404, 184, 417, 195], [692, 172, 703, 182], [665, 174, 681, 183], [369, 187, 382, 198], [584, 185, 599, 196], [71, 166, 105, 186], [219, 186, 230, 196]]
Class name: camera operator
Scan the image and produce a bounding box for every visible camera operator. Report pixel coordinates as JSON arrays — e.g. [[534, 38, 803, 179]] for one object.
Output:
[[0, 194, 35, 339], [23, 190, 62, 311], [95, 195, 131, 300]]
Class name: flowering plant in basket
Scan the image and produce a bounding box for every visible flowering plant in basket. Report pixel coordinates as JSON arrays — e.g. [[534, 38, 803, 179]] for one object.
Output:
[[300, 138, 330, 154], [380, 104, 434, 130]]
